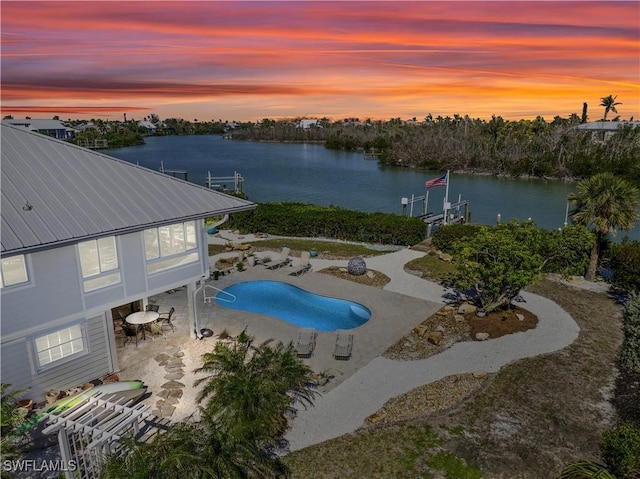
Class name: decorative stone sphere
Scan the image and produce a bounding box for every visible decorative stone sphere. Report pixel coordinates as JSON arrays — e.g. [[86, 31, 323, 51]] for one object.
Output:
[[347, 257, 367, 276]]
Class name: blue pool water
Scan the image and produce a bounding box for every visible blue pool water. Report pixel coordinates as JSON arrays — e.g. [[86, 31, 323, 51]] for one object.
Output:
[[215, 280, 371, 331]]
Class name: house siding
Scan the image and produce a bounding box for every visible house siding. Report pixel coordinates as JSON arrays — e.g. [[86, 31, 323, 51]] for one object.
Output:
[[0, 222, 208, 402], [0, 314, 113, 400]]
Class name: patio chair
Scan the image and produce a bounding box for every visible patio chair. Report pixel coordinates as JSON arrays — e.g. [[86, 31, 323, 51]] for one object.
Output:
[[158, 306, 176, 333], [289, 251, 312, 277], [148, 320, 165, 341], [122, 322, 142, 347], [333, 331, 354, 360], [145, 304, 160, 313], [295, 329, 317, 358], [265, 247, 291, 270]]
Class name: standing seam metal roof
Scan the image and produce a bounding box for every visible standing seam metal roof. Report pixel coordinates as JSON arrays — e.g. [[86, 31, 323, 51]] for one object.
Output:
[[1, 125, 256, 255]]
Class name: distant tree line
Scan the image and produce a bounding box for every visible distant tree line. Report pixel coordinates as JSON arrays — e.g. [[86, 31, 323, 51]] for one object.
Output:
[[230, 115, 640, 182]]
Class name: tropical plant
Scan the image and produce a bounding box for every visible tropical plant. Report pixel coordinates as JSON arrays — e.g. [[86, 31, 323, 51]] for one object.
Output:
[[194, 330, 317, 446], [619, 293, 640, 373], [600, 95, 622, 121], [100, 414, 288, 479], [453, 224, 543, 313], [558, 461, 616, 478], [567, 173, 640, 280], [1, 384, 28, 478]]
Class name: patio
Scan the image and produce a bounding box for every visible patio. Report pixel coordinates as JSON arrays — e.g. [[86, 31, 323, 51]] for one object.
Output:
[[115, 254, 443, 420]]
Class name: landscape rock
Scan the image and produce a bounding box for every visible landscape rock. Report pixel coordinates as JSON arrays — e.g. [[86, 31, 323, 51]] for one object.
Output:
[[516, 313, 525, 321], [427, 331, 443, 346], [413, 325, 428, 337], [458, 303, 477, 314], [438, 252, 453, 262], [475, 332, 490, 341]]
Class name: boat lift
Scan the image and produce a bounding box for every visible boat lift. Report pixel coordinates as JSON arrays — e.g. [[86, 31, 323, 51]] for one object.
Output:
[[205, 171, 244, 194]]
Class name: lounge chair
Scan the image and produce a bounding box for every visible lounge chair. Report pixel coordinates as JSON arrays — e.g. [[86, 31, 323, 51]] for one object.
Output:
[[289, 251, 312, 277], [295, 329, 317, 358], [333, 331, 354, 360], [265, 247, 291, 270]]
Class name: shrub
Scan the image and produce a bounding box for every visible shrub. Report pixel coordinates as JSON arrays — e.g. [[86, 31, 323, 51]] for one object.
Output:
[[599, 423, 640, 479], [608, 238, 640, 292], [432, 223, 482, 253], [229, 202, 425, 245], [620, 293, 640, 373]]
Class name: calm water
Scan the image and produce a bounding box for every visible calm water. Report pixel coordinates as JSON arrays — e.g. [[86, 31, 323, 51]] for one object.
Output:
[[108, 135, 639, 239]]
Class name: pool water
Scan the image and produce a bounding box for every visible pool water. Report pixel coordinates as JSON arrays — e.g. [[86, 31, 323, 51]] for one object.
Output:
[[215, 280, 371, 331]]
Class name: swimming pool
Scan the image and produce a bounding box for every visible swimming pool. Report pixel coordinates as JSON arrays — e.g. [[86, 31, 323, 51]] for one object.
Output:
[[215, 280, 371, 331]]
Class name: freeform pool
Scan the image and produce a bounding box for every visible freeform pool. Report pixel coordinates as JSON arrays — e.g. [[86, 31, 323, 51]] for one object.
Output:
[[215, 280, 371, 331]]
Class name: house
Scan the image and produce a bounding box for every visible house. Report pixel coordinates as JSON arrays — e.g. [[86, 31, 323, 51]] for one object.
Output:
[[297, 119, 320, 129], [576, 121, 640, 141], [137, 120, 158, 134], [0, 125, 256, 401], [1, 118, 76, 140]]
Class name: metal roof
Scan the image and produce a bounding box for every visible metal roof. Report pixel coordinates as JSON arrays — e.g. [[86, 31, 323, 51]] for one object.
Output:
[[576, 121, 640, 131], [1, 124, 256, 255], [2, 118, 70, 131]]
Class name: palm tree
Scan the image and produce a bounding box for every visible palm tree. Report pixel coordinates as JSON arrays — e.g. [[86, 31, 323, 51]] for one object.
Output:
[[600, 95, 622, 120], [568, 173, 640, 280], [194, 330, 317, 445]]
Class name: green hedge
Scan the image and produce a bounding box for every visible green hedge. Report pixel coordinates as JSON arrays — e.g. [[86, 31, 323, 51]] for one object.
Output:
[[229, 202, 426, 245]]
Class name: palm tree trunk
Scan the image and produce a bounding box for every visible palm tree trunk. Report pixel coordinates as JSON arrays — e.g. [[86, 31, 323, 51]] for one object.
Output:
[[585, 238, 600, 281]]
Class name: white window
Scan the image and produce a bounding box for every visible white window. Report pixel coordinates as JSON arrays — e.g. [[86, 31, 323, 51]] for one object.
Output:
[[78, 237, 121, 292], [0, 255, 29, 288], [34, 324, 86, 369], [144, 221, 199, 274]]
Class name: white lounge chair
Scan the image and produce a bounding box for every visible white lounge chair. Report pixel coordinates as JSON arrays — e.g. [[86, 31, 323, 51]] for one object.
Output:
[[333, 331, 354, 360], [295, 329, 317, 358], [265, 247, 291, 270], [289, 251, 312, 277]]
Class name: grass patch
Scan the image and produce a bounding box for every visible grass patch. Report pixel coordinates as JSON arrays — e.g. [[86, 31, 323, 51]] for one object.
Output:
[[253, 238, 388, 259], [207, 243, 228, 256], [426, 452, 483, 478], [405, 254, 458, 283], [284, 423, 442, 478]]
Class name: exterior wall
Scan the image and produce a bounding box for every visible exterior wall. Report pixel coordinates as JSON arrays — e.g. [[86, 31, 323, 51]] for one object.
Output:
[[0, 219, 208, 401]]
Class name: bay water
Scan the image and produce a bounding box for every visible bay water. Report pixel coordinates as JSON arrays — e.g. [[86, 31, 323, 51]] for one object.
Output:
[[107, 135, 639, 240]]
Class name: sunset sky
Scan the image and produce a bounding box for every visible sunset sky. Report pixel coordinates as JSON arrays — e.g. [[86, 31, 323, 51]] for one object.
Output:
[[2, 1, 638, 122]]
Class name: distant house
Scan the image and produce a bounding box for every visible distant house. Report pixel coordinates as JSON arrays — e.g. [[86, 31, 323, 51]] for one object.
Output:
[[137, 120, 158, 134], [576, 121, 640, 140], [0, 124, 255, 401], [297, 119, 321, 129], [1, 118, 76, 140]]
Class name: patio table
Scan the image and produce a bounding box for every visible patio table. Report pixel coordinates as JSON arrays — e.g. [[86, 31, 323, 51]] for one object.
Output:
[[125, 311, 159, 340]]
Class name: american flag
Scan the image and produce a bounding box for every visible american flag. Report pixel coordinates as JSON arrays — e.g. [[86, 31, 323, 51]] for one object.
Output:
[[425, 172, 447, 188]]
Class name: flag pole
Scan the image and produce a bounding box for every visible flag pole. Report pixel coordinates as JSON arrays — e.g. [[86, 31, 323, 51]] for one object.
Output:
[[443, 170, 450, 225]]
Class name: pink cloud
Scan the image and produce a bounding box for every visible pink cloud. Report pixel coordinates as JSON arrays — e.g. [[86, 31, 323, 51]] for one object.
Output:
[[1, 1, 638, 121]]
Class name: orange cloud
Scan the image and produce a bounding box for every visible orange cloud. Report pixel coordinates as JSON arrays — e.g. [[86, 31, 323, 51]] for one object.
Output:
[[1, 1, 638, 121]]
